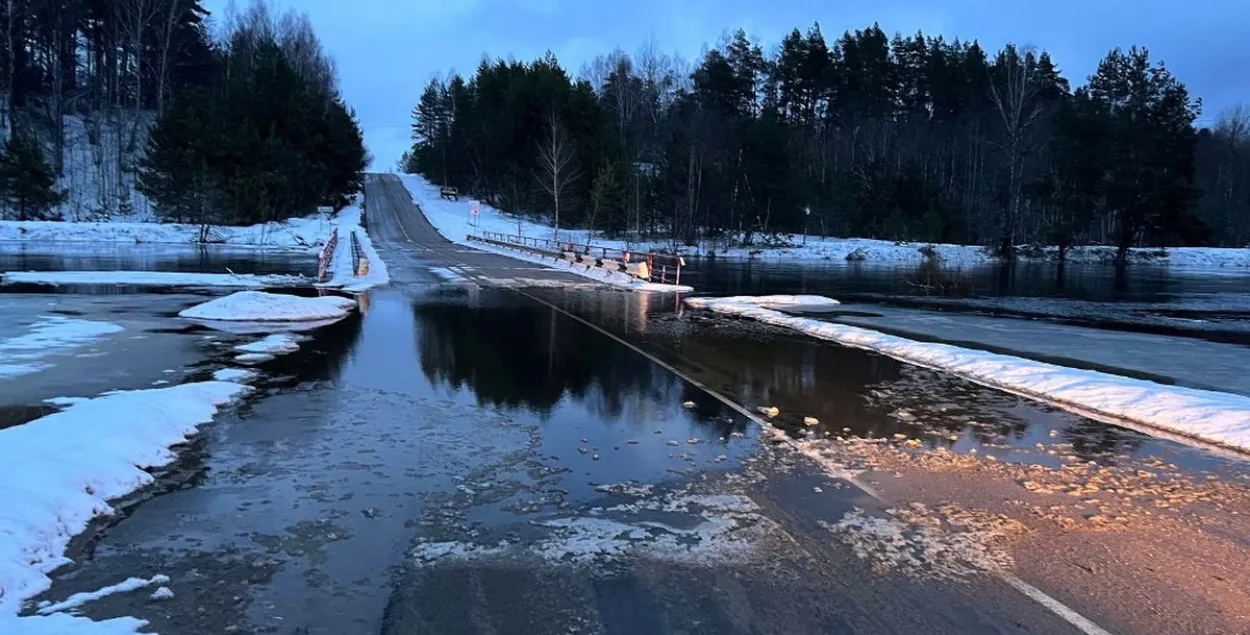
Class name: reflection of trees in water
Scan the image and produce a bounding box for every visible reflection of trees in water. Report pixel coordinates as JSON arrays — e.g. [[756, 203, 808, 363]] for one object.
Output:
[[1059, 419, 1145, 462], [668, 322, 901, 434], [414, 301, 679, 418]]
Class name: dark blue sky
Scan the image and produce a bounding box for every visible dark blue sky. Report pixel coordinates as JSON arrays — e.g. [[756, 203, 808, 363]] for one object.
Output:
[[205, 0, 1249, 169]]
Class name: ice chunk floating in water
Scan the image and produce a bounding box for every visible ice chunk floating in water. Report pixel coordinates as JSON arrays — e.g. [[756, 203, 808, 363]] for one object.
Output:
[[179, 291, 356, 322]]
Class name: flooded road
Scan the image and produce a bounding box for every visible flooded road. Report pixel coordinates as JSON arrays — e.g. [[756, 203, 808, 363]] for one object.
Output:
[[27, 176, 1250, 635]]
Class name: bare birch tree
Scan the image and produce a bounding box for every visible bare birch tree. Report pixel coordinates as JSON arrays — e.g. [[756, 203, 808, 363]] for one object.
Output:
[[988, 44, 1045, 257], [536, 108, 578, 240]]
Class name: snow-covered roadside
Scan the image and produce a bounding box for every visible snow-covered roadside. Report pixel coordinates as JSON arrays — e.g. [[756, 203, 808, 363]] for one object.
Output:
[[398, 176, 691, 292], [0, 317, 123, 381], [0, 382, 250, 622], [686, 295, 1250, 453], [319, 203, 389, 293], [0, 215, 333, 250], [397, 173, 1250, 268], [1, 270, 309, 288]]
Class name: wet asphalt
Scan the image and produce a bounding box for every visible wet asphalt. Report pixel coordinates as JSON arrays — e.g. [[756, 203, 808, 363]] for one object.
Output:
[[26, 175, 1193, 634]]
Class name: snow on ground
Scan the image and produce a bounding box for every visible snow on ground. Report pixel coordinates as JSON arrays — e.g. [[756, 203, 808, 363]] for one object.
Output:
[[0, 613, 149, 634], [0, 382, 249, 618], [35, 574, 169, 616], [398, 175, 691, 292], [178, 291, 356, 322], [0, 317, 122, 380], [0, 214, 333, 250], [686, 295, 1250, 452], [319, 203, 390, 293], [1, 270, 309, 288], [397, 173, 1249, 268]]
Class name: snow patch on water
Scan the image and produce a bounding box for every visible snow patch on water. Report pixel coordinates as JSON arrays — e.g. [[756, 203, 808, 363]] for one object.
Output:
[[212, 368, 258, 384], [180, 291, 356, 322], [0, 316, 123, 381], [35, 574, 170, 615], [1, 270, 307, 288]]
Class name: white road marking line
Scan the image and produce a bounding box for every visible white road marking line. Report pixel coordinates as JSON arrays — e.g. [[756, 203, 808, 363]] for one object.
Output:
[[512, 287, 1118, 635], [1005, 577, 1117, 635]]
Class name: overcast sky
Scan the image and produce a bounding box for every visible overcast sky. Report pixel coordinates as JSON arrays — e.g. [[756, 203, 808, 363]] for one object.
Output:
[[203, 0, 1249, 170]]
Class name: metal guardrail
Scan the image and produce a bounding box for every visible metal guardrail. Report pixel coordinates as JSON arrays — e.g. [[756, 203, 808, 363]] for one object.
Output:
[[470, 230, 684, 285], [317, 228, 339, 283], [350, 230, 369, 276]]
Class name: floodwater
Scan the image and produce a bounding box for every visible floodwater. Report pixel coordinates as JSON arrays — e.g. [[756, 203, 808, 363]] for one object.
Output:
[[686, 257, 1248, 302], [0, 242, 318, 276], [535, 289, 1250, 477], [0, 248, 316, 429]]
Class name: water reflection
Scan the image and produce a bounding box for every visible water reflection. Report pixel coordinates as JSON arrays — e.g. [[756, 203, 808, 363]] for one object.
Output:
[[413, 291, 706, 422]]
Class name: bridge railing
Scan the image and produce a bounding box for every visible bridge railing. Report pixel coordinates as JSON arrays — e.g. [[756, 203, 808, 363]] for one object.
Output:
[[469, 230, 684, 286]]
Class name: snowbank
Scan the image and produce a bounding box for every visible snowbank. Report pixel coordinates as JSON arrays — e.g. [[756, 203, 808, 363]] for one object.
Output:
[[0, 215, 333, 250], [0, 613, 148, 634], [703, 295, 841, 310], [0, 382, 249, 617], [178, 291, 356, 322], [0, 317, 122, 381], [1, 270, 308, 288], [319, 203, 389, 293], [397, 173, 1249, 268], [686, 295, 1250, 452], [398, 176, 691, 292]]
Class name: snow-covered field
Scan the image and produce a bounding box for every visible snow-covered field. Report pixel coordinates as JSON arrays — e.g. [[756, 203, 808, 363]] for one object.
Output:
[[686, 295, 1250, 453], [178, 291, 357, 322], [398, 176, 690, 292], [0, 214, 335, 250], [1, 270, 309, 288], [0, 317, 122, 380], [399, 173, 1250, 268], [0, 382, 249, 623]]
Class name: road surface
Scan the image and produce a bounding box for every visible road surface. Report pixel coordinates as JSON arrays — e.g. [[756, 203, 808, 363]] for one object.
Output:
[[27, 174, 1250, 635]]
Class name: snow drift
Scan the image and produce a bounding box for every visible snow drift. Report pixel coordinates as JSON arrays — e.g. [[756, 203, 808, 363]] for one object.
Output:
[[686, 295, 1250, 452], [0, 382, 249, 618]]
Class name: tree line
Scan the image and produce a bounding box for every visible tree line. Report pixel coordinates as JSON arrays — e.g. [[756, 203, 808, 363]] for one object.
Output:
[[0, 0, 365, 226], [405, 25, 1250, 262]]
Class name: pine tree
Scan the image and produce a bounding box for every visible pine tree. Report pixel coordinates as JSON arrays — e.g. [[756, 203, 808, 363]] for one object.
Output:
[[0, 134, 66, 220], [1084, 47, 1202, 263]]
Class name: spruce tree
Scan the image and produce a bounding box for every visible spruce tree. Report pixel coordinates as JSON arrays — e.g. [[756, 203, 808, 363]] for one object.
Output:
[[0, 134, 66, 221]]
